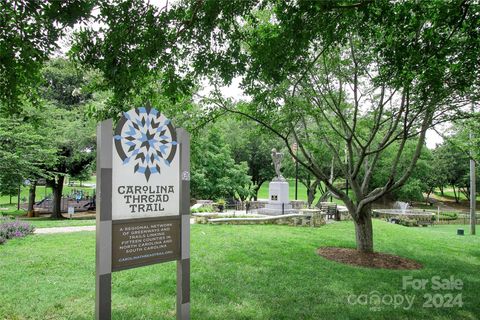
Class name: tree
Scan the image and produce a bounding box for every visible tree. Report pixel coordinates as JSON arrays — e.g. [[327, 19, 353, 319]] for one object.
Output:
[[70, 0, 201, 118], [282, 143, 340, 207], [191, 126, 252, 202], [217, 117, 280, 200], [39, 59, 97, 219], [433, 136, 477, 203], [1, 1, 94, 216], [369, 141, 433, 202], [284, 157, 321, 207], [0, 115, 55, 214], [438, 118, 480, 201], [424, 147, 449, 200], [193, 1, 480, 252], [71, 1, 480, 253], [0, 0, 94, 114]]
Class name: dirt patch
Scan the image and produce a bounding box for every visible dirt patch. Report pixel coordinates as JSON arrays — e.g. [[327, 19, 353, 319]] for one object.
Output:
[[317, 247, 422, 270]]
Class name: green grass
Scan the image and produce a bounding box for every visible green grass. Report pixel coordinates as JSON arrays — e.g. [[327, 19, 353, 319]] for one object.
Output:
[[1, 216, 95, 228], [257, 178, 311, 201], [0, 209, 25, 217], [433, 188, 480, 202], [1, 221, 478, 319]]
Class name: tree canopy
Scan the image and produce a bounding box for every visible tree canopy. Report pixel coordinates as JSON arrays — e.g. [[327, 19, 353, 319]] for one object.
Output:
[[0, 0, 94, 114], [193, 0, 480, 252], [1, 0, 478, 248]]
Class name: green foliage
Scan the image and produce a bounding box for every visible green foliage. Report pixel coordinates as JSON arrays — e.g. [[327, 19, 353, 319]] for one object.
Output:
[[0, 0, 94, 113], [40, 105, 96, 186], [70, 0, 194, 118], [431, 136, 479, 202], [190, 206, 215, 214], [370, 140, 432, 201], [40, 58, 93, 108], [0, 115, 56, 197], [22, 58, 98, 218], [217, 117, 280, 198], [40, 58, 98, 174], [191, 126, 252, 201], [396, 179, 425, 202], [449, 116, 480, 164], [434, 118, 480, 201], [433, 212, 459, 221]]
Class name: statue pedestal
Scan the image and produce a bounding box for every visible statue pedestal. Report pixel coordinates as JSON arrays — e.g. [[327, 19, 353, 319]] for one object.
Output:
[[269, 180, 290, 204], [259, 179, 294, 215]]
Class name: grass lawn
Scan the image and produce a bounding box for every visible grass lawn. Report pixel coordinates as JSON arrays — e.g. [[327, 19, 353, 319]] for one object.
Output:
[[257, 178, 314, 201], [433, 188, 480, 202], [1, 221, 478, 319], [1, 217, 95, 229]]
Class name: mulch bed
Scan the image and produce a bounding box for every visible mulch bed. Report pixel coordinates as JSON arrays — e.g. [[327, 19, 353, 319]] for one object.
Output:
[[317, 247, 422, 270]]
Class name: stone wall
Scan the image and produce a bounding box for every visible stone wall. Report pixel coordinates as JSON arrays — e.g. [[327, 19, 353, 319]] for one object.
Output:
[[194, 213, 326, 227]]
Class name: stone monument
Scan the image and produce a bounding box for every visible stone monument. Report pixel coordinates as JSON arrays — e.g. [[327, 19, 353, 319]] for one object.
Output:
[[259, 149, 294, 215]]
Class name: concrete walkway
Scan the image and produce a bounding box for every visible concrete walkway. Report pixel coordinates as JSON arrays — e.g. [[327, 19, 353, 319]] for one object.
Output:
[[35, 218, 196, 234], [35, 226, 96, 234]]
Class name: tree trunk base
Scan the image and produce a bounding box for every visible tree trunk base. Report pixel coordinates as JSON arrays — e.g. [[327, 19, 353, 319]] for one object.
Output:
[[50, 214, 66, 220], [354, 214, 374, 253]]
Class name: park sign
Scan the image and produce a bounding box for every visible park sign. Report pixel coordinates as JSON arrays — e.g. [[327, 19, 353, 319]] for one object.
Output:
[[96, 107, 190, 320], [112, 108, 180, 219]]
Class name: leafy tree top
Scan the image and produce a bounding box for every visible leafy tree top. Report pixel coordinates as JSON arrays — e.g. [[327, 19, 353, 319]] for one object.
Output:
[[1, 0, 94, 114]]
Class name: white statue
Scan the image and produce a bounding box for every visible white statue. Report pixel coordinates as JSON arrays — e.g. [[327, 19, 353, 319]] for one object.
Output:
[[271, 148, 284, 180]]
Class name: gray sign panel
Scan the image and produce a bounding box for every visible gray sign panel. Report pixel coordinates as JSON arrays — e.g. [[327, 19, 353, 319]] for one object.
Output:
[[112, 216, 180, 272]]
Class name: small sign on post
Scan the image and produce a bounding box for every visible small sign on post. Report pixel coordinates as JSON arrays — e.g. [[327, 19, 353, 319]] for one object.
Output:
[[96, 107, 190, 320], [68, 206, 74, 219]]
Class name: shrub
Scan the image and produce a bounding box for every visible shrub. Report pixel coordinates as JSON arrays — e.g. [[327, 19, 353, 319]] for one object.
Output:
[[0, 218, 35, 244], [200, 206, 214, 213], [432, 212, 458, 221], [191, 206, 215, 214], [396, 178, 424, 202], [441, 212, 458, 218]]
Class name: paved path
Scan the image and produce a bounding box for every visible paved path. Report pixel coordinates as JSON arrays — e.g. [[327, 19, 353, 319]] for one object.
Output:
[[35, 226, 96, 234], [35, 218, 196, 234]]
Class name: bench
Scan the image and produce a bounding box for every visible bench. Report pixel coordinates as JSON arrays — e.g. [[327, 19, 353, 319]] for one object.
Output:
[[317, 202, 340, 221]]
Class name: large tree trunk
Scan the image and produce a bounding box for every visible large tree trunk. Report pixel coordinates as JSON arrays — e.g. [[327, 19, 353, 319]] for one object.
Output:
[[459, 187, 470, 201], [354, 207, 374, 253], [252, 185, 259, 201], [251, 180, 264, 201], [27, 181, 37, 217], [452, 185, 460, 203], [307, 180, 320, 208], [51, 176, 65, 219], [425, 187, 433, 205], [307, 186, 316, 208]]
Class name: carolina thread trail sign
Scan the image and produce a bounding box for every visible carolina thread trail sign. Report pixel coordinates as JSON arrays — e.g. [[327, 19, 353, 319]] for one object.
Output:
[[96, 107, 190, 320]]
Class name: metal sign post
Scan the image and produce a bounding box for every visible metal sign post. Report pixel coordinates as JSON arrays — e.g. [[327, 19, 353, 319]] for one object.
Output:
[[95, 108, 190, 320]]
